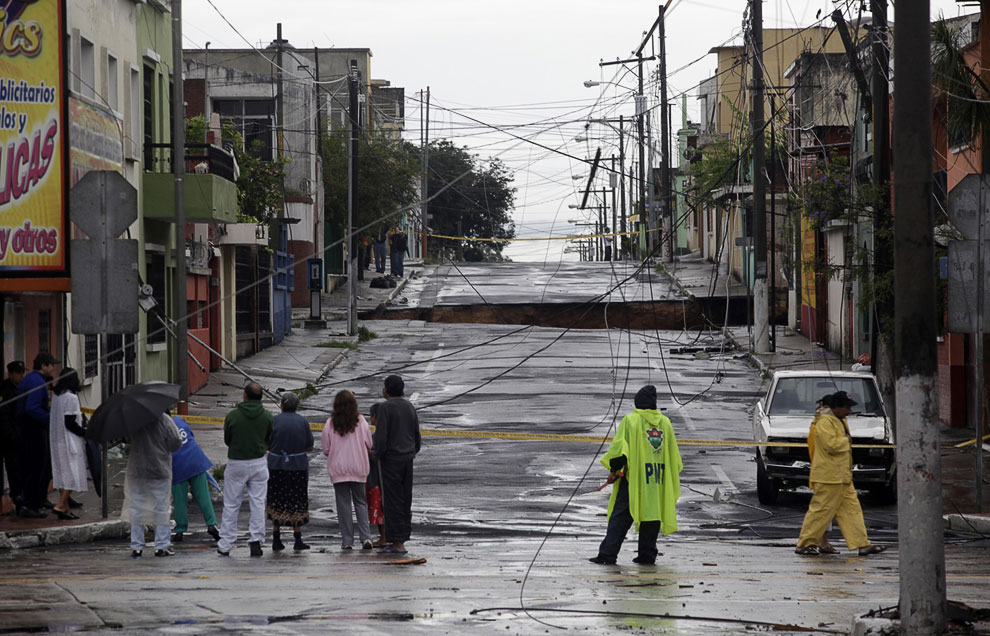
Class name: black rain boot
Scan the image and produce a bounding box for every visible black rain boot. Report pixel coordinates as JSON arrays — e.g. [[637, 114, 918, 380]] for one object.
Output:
[[249, 541, 263, 557], [272, 529, 285, 552], [293, 531, 310, 551]]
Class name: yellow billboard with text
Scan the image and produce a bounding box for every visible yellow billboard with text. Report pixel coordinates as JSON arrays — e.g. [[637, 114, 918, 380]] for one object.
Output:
[[0, 0, 68, 290]]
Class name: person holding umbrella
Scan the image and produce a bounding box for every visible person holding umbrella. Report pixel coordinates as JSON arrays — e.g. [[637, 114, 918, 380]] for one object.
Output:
[[86, 381, 183, 558], [126, 410, 182, 557]]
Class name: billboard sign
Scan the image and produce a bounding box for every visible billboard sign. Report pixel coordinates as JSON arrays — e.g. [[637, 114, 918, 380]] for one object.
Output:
[[0, 0, 68, 288]]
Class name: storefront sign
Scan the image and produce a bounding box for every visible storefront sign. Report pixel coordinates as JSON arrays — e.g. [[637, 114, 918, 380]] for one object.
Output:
[[69, 97, 122, 186], [0, 0, 68, 288]]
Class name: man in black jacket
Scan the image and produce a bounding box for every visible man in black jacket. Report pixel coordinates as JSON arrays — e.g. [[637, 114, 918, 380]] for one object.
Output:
[[372, 375, 420, 554], [389, 227, 409, 278], [0, 360, 25, 509]]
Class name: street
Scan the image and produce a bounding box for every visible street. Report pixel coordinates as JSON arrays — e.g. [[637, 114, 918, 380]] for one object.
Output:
[[0, 262, 988, 634]]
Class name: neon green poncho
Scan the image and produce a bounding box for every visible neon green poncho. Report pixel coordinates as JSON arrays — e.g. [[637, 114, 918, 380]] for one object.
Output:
[[601, 408, 683, 535]]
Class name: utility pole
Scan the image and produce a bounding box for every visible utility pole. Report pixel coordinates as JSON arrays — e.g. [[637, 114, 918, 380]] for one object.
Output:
[[171, 0, 188, 413], [870, 0, 895, 427], [750, 0, 770, 354], [421, 88, 431, 258], [659, 3, 672, 263], [893, 2, 946, 632], [203, 42, 210, 143], [346, 60, 359, 335], [769, 94, 777, 352], [275, 24, 285, 160], [619, 116, 626, 259], [611, 156, 618, 256], [637, 56, 647, 260], [313, 47, 324, 267]]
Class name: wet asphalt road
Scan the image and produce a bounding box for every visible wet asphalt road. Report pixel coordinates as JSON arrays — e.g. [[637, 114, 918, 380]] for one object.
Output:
[[2, 265, 989, 634]]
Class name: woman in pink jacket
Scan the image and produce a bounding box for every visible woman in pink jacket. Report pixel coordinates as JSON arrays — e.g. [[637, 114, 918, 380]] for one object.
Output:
[[322, 390, 375, 550]]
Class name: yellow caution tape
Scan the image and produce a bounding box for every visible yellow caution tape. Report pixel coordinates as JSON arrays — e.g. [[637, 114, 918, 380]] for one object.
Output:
[[954, 433, 990, 448], [419, 226, 661, 243]]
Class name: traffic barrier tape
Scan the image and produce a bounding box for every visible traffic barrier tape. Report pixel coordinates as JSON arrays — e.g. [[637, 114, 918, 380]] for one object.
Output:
[[82, 407, 894, 448], [419, 226, 661, 243]]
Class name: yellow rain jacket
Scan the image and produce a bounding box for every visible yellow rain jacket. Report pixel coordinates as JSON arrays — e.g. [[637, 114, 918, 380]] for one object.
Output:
[[601, 408, 683, 535], [808, 407, 853, 485]]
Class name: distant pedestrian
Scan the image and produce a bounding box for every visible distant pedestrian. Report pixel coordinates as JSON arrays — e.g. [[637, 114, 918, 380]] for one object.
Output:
[[217, 382, 274, 557], [126, 411, 182, 558], [389, 226, 409, 278], [267, 392, 314, 552], [589, 385, 682, 565], [323, 390, 374, 550], [170, 416, 219, 543], [15, 353, 59, 518], [49, 369, 87, 520], [0, 360, 26, 511], [373, 225, 388, 273], [795, 391, 886, 556], [603, 227, 613, 261], [373, 375, 420, 554], [366, 402, 387, 546]]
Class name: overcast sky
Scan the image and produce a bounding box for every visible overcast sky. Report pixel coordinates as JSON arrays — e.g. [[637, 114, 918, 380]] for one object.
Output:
[[183, 1, 969, 262]]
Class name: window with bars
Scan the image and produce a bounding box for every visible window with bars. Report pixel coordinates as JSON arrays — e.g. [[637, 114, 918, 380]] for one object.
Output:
[[214, 98, 275, 161], [84, 335, 98, 378]]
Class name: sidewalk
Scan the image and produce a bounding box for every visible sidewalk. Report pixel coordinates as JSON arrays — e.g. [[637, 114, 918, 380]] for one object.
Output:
[[670, 249, 990, 527], [1, 264, 422, 549]]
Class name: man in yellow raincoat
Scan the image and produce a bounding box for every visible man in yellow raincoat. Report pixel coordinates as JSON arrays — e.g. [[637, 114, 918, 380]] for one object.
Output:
[[589, 385, 683, 565], [795, 391, 886, 556]]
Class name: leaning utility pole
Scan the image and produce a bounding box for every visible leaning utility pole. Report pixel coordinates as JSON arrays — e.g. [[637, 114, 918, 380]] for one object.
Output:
[[346, 60, 360, 335], [893, 1, 946, 632], [750, 0, 770, 354], [171, 0, 188, 412], [659, 3, 673, 263]]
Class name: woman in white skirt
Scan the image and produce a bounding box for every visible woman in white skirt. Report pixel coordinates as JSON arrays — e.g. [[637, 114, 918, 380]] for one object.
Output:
[[49, 368, 87, 520]]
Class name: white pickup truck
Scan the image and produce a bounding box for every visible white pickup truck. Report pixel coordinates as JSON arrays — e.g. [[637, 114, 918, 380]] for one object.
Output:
[[752, 370, 895, 505]]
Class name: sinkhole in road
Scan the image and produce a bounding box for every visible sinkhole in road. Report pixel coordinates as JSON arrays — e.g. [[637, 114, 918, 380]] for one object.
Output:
[[365, 296, 753, 330]]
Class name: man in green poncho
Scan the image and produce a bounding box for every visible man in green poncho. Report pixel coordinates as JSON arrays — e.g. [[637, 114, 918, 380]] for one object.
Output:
[[589, 385, 683, 565]]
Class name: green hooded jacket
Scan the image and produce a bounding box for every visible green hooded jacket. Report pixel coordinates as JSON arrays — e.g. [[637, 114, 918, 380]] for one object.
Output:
[[601, 408, 683, 535], [224, 400, 274, 460]]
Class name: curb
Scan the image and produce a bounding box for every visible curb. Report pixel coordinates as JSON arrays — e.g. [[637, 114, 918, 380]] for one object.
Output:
[[0, 519, 129, 550], [944, 513, 990, 536], [851, 617, 897, 635]]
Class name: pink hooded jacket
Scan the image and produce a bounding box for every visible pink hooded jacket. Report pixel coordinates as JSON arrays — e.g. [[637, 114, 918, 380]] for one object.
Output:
[[322, 414, 373, 483]]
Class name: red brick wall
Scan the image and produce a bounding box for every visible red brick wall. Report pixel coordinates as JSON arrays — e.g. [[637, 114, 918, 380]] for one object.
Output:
[[938, 333, 967, 428]]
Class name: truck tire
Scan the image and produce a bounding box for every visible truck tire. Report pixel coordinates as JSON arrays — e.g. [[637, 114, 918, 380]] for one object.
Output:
[[756, 451, 780, 505]]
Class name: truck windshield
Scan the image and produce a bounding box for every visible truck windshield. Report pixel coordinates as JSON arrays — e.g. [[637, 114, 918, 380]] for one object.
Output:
[[767, 377, 884, 416]]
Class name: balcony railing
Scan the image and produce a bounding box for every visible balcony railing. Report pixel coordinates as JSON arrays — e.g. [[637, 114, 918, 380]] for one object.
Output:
[[145, 143, 237, 184]]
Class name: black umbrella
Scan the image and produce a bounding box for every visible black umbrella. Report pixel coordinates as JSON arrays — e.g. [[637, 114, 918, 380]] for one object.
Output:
[[86, 381, 181, 442]]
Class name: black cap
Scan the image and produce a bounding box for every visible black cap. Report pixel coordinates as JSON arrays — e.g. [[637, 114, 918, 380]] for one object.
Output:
[[830, 391, 858, 408], [634, 385, 658, 410], [33, 352, 59, 369], [384, 374, 404, 397], [6, 360, 25, 374]]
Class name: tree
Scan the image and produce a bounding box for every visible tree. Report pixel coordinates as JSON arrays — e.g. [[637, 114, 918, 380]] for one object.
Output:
[[321, 129, 420, 238], [424, 140, 516, 261]]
